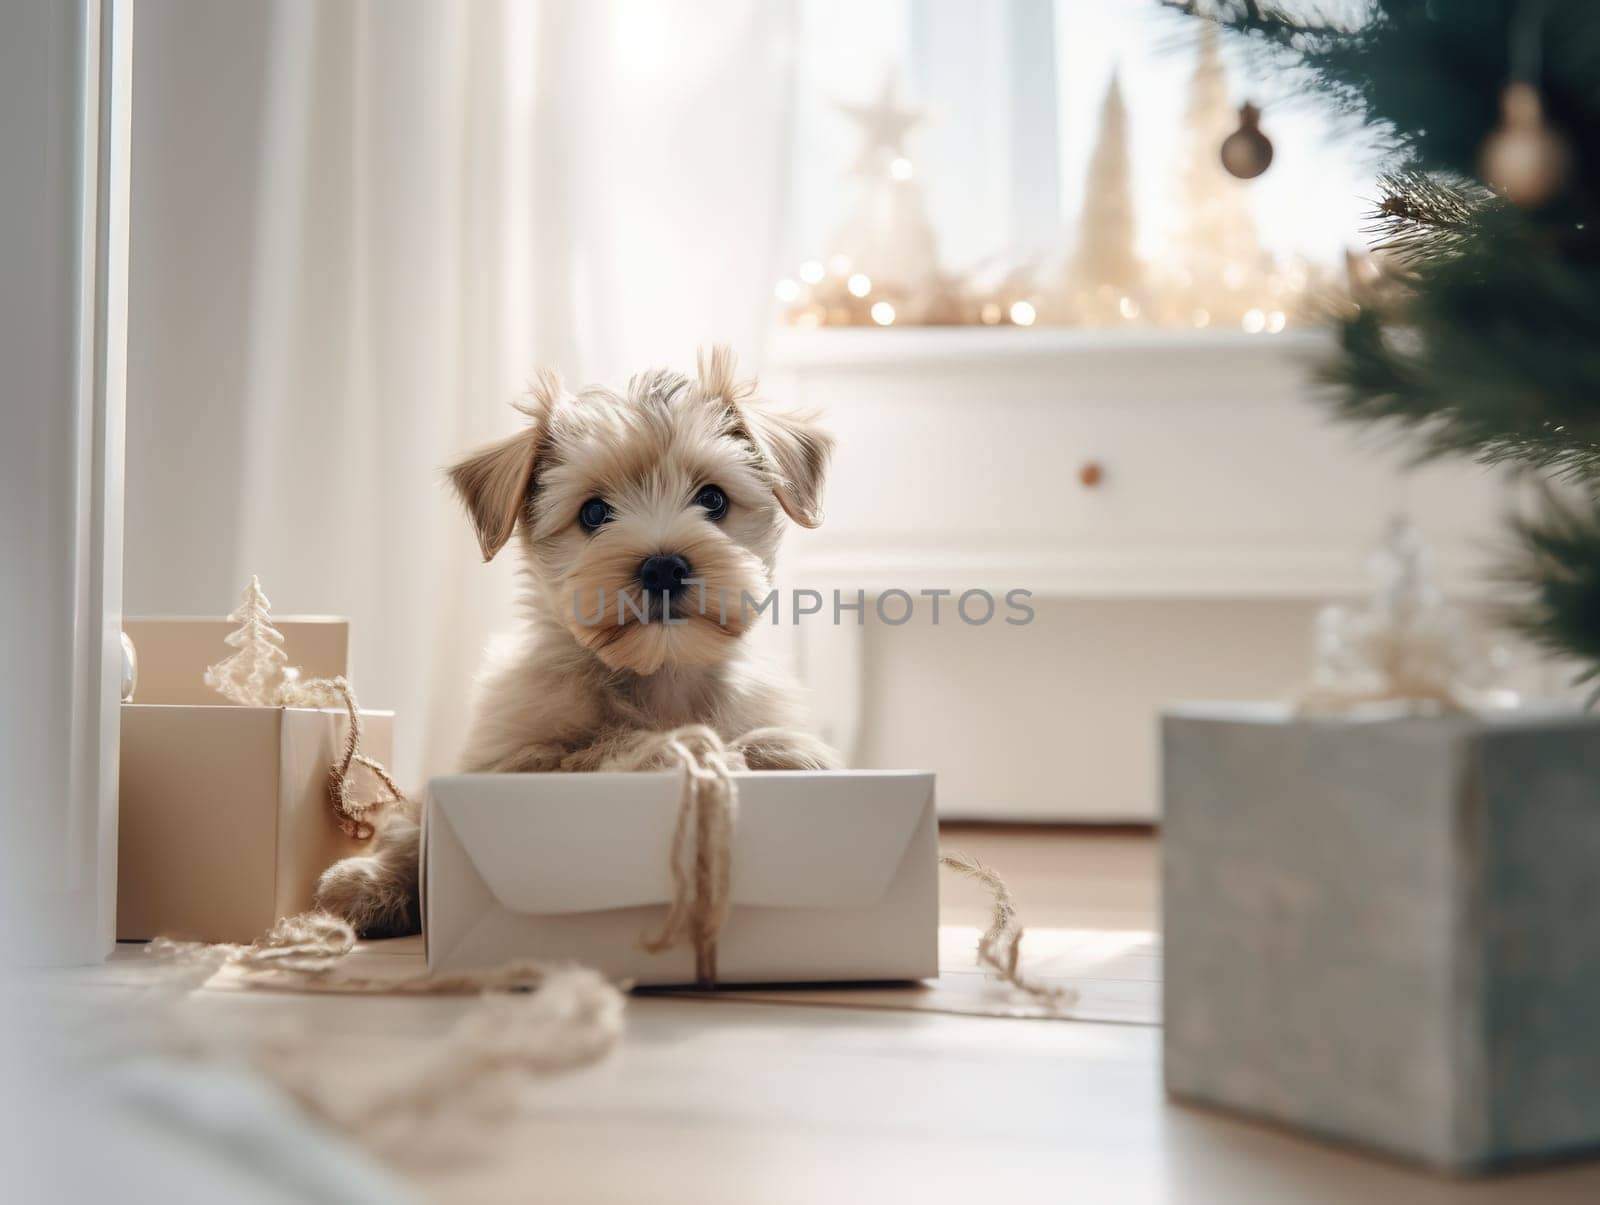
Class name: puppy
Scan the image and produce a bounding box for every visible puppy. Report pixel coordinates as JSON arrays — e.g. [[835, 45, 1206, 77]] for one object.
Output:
[[316, 347, 841, 937]]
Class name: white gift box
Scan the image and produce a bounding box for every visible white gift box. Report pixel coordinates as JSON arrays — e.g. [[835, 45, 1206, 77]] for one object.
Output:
[[423, 770, 939, 985]]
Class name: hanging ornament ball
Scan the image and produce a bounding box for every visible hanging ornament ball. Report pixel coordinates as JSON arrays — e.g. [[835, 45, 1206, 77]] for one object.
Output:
[[120, 630, 138, 702], [1220, 102, 1273, 179], [1480, 82, 1570, 207]]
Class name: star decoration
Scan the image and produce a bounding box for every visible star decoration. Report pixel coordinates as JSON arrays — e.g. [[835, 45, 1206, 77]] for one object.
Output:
[[836, 74, 924, 177]]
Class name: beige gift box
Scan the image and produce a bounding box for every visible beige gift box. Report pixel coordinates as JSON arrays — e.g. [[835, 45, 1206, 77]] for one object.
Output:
[[117, 617, 394, 943], [423, 770, 939, 985]]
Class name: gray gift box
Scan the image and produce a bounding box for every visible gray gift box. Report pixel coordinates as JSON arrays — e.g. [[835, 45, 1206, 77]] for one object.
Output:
[[1162, 703, 1600, 1172]]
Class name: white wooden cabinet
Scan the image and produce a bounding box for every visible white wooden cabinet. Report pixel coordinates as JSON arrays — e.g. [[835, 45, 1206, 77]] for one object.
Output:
[[763, 328, 1530, 821]]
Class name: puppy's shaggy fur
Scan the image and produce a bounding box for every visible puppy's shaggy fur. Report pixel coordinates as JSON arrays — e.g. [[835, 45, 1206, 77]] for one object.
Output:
[[316, 348, 840, 937]]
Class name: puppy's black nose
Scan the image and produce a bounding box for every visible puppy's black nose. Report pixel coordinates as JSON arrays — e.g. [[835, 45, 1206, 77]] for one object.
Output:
[[639, 553, 692, 598]]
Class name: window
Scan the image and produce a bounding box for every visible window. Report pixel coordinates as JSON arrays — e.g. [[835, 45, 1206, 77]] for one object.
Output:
[[782, 0, 1376, 329]]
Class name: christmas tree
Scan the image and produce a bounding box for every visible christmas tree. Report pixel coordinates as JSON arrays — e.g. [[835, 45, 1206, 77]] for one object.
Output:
[[205, 575, 289, 706], [1179, 1, 1600, 689], [1065, 71, 1144, 324], [1154, 22, 1280, 329], [828, 75, 941, 310]]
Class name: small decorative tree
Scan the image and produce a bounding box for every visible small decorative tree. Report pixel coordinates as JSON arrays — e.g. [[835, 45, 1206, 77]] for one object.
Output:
[[205, 575, 289, 706], [1065, 71, 1144, 322], [1153, 23, 1277, 328], [829, 74, 942, 304]]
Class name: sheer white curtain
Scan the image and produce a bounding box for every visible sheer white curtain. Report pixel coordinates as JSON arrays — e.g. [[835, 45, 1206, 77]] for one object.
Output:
[[124, 0, 795, 780]]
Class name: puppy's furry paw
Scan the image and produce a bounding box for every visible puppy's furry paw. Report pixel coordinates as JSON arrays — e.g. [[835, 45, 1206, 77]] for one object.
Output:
[[730, 727, 842, 771], [314, 809, 421, 939]]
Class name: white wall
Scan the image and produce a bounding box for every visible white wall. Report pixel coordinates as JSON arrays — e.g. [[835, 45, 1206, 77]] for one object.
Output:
[[2, 0, 130, 965]]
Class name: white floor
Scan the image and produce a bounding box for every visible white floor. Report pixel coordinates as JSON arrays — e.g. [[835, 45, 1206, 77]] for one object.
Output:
[[127, 985, 1600, 1204], [37, 828, 1600, 1202], [465, 997, 1600, 1205]]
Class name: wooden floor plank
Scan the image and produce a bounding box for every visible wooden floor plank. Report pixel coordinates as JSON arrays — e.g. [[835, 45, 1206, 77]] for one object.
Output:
[[56, 827, 1600, 1201]]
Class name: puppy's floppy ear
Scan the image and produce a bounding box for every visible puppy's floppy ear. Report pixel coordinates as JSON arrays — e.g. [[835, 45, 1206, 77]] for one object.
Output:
[[740, 402, 834, 528], [698, 345, 834, 529], [447, 369, 560, 561]]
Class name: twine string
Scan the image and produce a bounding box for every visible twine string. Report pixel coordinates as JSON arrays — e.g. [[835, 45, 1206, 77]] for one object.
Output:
[[150, 912, 591, 996], [940, 851, 1076, 1008], [277, 674, 408, 841], [632, 727, 739, 986], [143, 912, 626, 1152], [623, 728, 1073, 1006]]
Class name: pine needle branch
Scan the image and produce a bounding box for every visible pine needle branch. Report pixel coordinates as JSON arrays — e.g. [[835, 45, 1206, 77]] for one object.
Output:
[[1365, 170, 1495, 265], [1502, 493, 1600, 686], [1160, 1, 1354, 47], [1178, 0, 1600, 672]]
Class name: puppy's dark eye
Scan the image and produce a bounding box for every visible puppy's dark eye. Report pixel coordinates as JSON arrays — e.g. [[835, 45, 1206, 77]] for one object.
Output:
[[695, 485, 728, 521], [578, 498, 612, 531]]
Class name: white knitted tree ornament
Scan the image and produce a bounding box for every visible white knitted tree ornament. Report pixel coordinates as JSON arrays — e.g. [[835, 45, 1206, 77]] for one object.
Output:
[[204, 575, 290, 706]]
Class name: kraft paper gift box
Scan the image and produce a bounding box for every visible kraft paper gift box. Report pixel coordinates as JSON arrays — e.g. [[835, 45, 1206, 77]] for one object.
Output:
[[1162, 703, 1600, 1172], [122, 616, 351, 705], [117, 617, 394, 944], [424, 770, 939, 985]]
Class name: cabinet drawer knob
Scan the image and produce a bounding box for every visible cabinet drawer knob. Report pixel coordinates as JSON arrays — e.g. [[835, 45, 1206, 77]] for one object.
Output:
[[1079, 460, 1104, 488]]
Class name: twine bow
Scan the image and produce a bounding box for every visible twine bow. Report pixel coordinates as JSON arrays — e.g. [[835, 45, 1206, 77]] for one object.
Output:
[[631, 726, 740, 987], [624, 726, 1069, 1006]]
